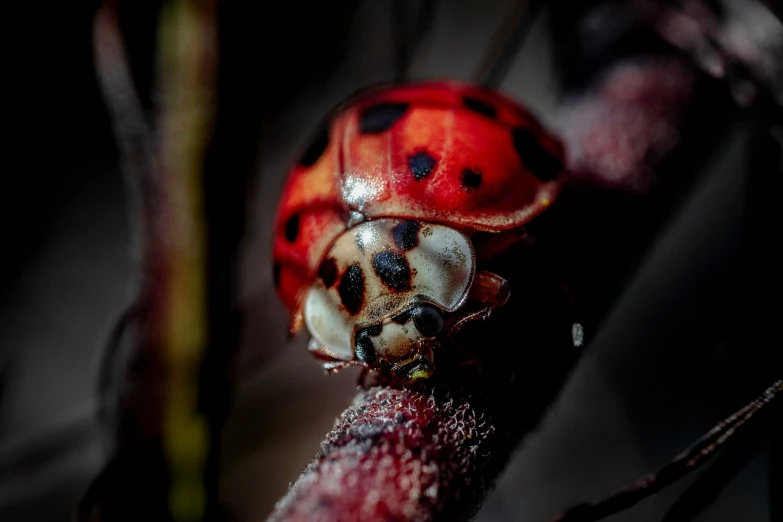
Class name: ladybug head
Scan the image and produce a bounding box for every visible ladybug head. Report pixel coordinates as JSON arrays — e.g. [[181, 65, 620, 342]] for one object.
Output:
[[303, 218, 476, 382]]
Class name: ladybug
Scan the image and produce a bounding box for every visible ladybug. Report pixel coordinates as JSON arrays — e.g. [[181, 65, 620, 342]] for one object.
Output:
[[272, 80, 565, 382]]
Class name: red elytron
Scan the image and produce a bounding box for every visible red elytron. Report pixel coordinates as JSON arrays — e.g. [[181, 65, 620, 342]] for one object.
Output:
[[272, 80, 566, 381]]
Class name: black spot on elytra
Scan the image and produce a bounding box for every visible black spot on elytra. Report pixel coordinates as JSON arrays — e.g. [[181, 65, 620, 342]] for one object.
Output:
[[299, 124, 329, 166], [338, 264, 365, 315], [373, 251, 412, 292], [512, 127, 562, 182], [359, 102, 409, 133], [284, 214, 300, 242], [354, 330, 377, 364], [463, 96, 497, 118], [366, 323, 383, 337], [460, 168, 482, 190], [272, 262, 281, 287], [408, 152, 437, 180], [392, 220, 420, 251], [317, 258, 338, 288]]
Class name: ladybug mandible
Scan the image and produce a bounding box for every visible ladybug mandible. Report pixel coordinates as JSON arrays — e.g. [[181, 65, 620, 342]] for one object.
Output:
[[272, 80, 565, 382]]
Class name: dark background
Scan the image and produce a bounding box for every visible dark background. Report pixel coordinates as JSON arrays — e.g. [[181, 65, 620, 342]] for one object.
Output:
[[2, 1, 781, 521]]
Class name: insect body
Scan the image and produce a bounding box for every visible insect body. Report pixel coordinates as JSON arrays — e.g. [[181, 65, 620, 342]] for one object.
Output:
[[272, 81, 565, 381]]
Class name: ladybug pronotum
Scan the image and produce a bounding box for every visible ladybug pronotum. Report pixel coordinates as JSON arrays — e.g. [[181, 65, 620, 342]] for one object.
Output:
[[272, 81, 565, 382]]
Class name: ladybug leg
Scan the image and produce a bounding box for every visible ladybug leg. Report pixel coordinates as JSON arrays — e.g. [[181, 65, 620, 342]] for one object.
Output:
[[473, 226, 531, 263], [308, 338, 367, 373], [287, 312, 305, 337], [467, 270, 510, 311], [445, 271, 510, 365], [449, 270, 510, 336]]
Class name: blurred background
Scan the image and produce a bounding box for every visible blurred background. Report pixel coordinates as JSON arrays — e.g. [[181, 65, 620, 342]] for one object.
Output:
[[2, 1, 782, 521]]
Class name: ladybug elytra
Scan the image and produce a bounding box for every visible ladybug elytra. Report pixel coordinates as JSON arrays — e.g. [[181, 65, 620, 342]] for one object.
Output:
[[272, 80, 565, 382]]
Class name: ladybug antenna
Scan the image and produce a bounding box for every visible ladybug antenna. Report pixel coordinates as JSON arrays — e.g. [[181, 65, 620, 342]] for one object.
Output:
[[474, 0, 546, 89], [551, 380, 783, 522], [392, 0, 439, 83]]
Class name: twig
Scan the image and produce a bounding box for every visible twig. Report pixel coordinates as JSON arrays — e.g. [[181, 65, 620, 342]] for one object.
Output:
[[553, 380, 783, 522], [392, 0, 439, 82], [474, 0, 546, 89], [93, 0, 164, 267]]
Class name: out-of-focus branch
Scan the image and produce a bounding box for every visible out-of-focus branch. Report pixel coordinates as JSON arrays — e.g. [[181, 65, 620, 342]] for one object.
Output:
[[155, 1, 218, 520], [91, 0, 165, 458], [473, 0, 546, 89], [81, 1, 220, 521], [647, 0, 783, 108], [93, 0, 161, 271], [550, 0, 783, 191], [554, 57, 697, 192]]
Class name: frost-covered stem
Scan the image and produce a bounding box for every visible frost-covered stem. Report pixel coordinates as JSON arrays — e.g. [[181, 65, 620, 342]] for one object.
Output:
[[267, 379, 574, 522], [269, 386, 501, 522]]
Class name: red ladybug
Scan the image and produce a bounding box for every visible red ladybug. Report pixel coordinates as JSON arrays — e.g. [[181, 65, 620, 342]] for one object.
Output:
[[272, 80, 565, 382]]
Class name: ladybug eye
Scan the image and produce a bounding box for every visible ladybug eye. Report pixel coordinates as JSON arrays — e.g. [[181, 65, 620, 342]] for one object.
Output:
[[410, 304, 444, 338]]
